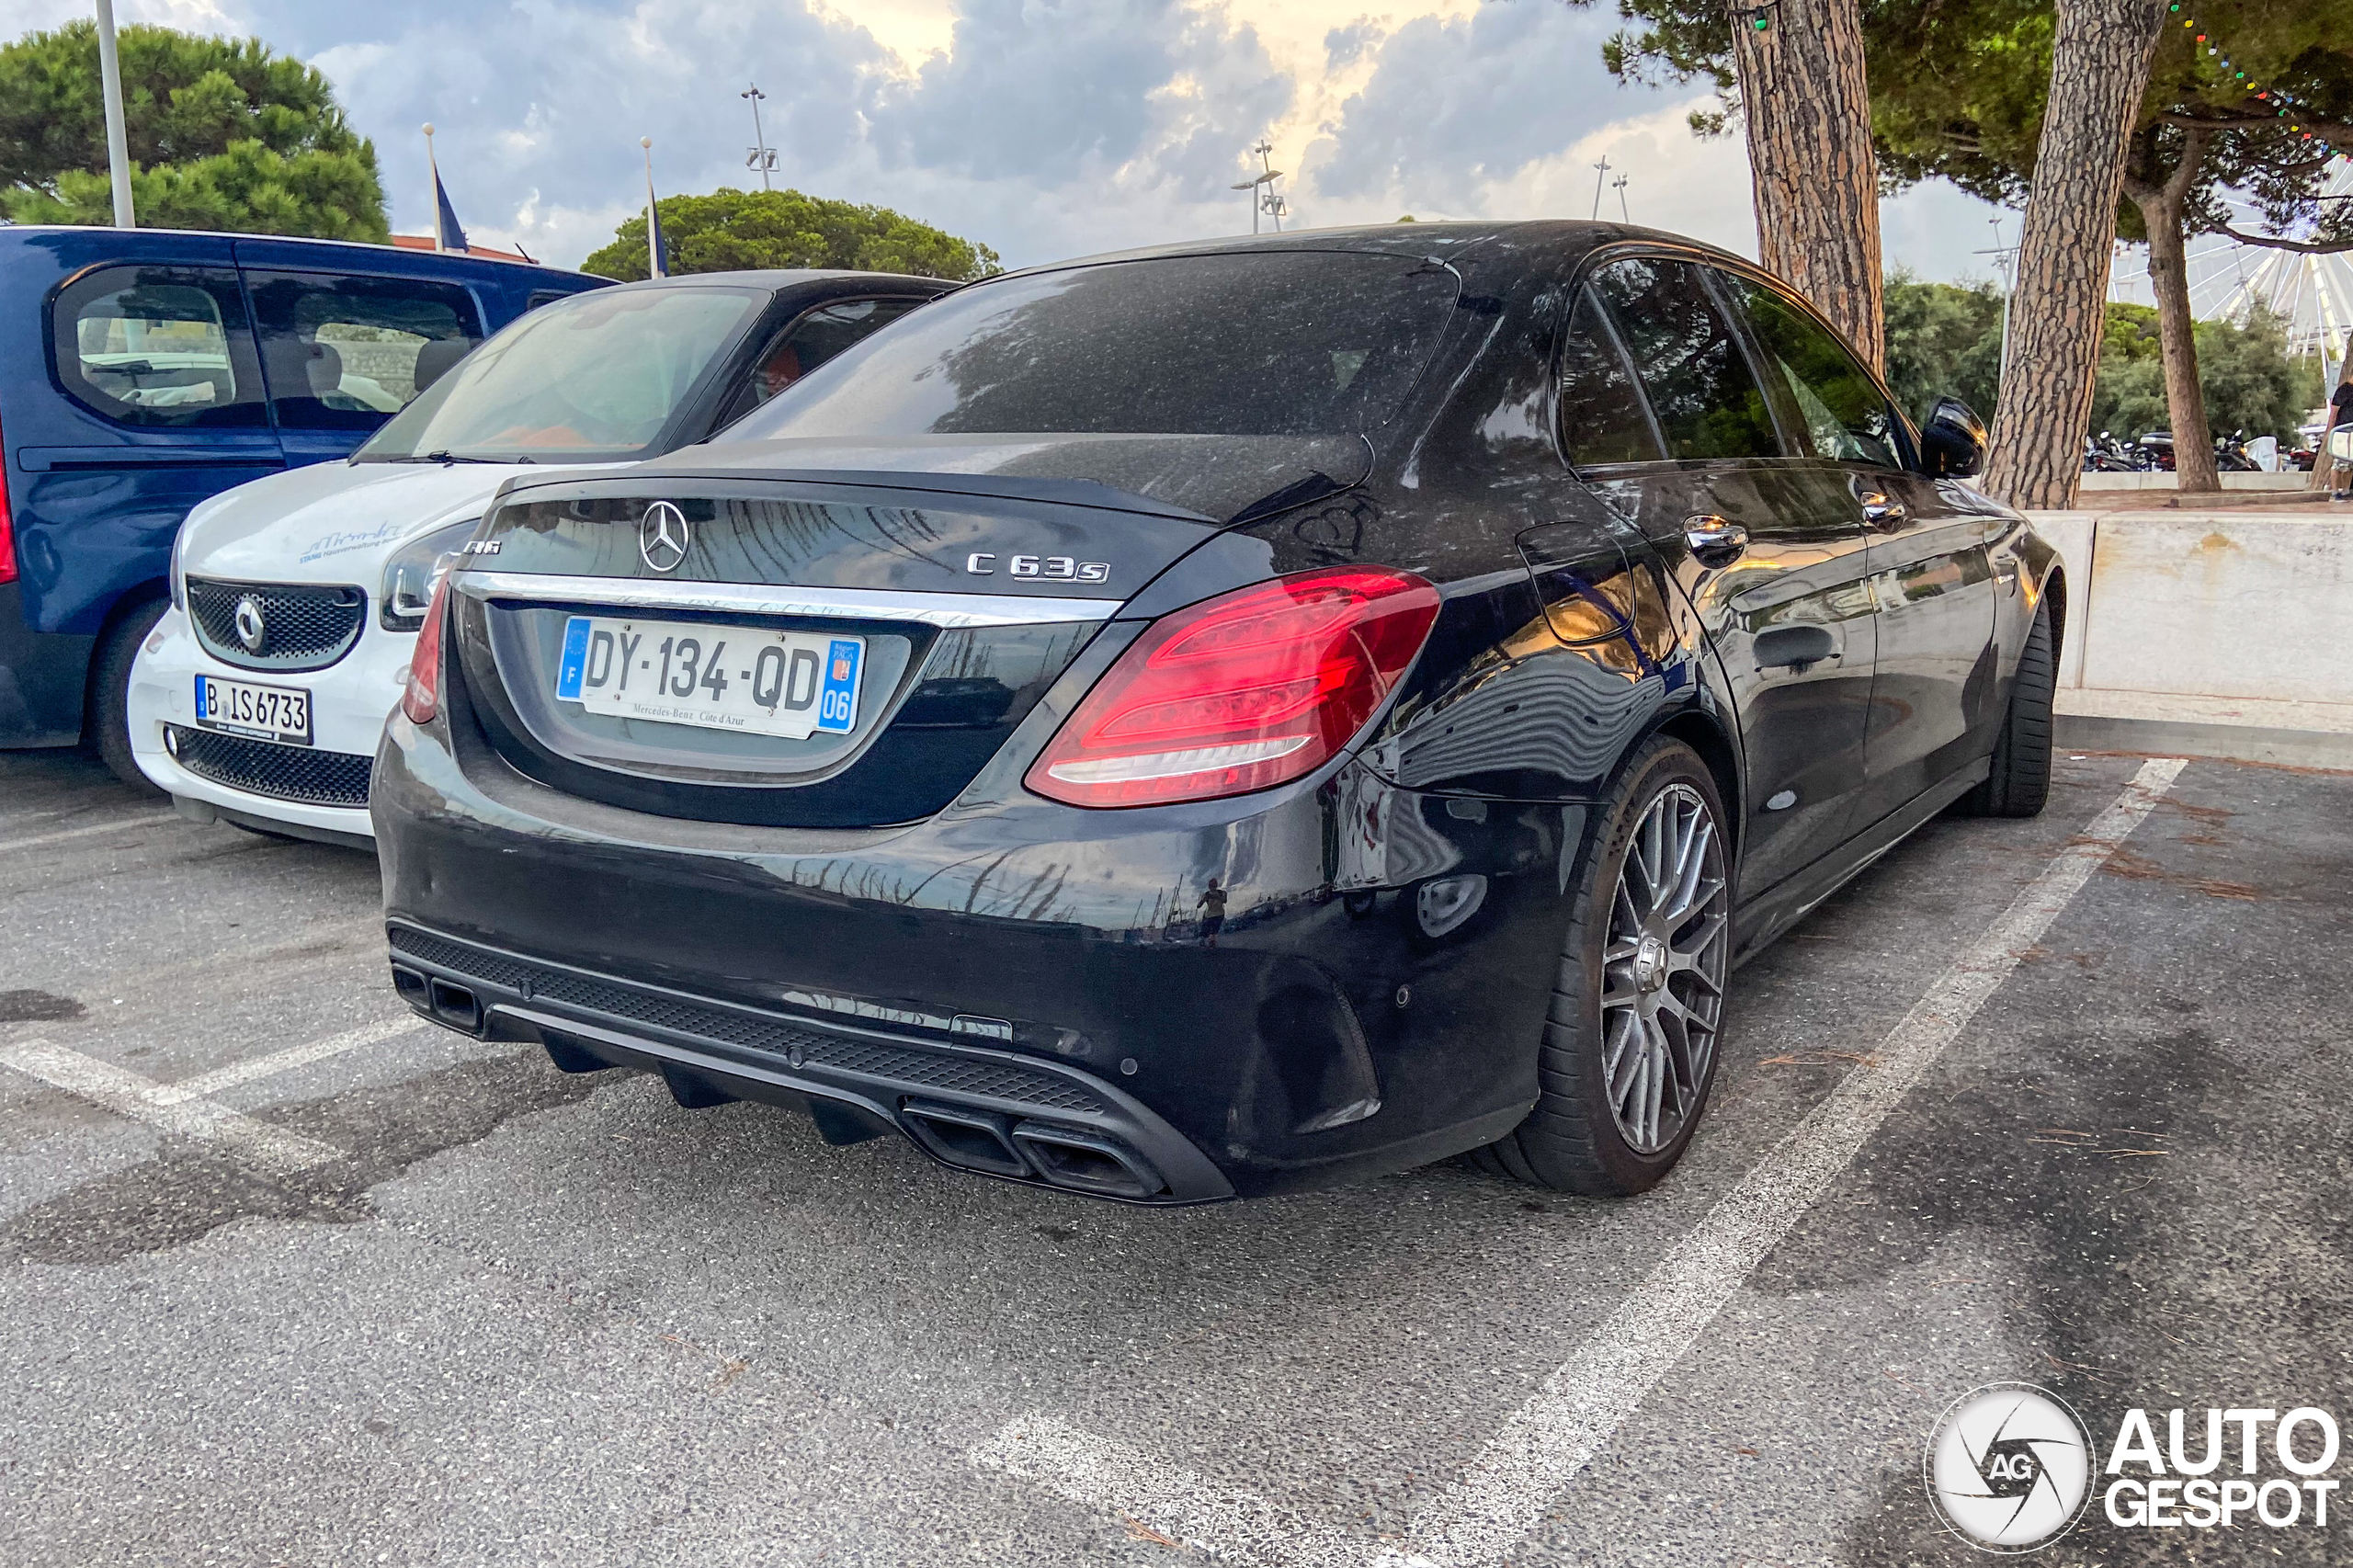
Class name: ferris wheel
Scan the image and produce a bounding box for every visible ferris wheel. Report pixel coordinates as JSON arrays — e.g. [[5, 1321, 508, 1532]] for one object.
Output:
[[2108, 159, 2353, 392]]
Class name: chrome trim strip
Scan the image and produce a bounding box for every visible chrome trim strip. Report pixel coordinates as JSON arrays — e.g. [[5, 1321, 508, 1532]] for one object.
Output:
[[453, 571, 1122, 629]]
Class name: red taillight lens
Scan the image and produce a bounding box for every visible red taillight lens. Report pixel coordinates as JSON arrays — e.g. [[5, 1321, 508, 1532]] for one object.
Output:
[[0, 406, 15, 585], [400, 566, 454, 724], [1027, 566, 1439, 808]]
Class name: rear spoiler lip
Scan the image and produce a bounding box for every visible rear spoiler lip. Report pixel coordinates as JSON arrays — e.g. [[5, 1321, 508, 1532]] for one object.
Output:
[[488, 465, 1223, 525]]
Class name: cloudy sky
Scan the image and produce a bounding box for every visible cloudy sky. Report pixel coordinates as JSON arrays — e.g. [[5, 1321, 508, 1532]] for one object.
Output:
[[3, 0, 2011, 280]]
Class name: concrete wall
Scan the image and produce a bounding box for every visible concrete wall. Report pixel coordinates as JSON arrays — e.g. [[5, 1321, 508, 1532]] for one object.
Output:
[[2078, 472, 2308, 490], [2024, 509, 2353, 706]]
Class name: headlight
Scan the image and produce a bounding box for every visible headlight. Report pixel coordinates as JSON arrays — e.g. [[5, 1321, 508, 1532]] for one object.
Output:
[[379, 517, 481, 632]]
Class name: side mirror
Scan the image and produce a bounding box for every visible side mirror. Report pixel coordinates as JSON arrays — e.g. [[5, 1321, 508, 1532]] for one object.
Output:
[[1919, 396, 1987, 479]]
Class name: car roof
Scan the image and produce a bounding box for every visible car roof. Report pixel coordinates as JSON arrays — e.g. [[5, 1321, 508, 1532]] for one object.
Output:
[[977, 220, 1759, 286], [580, 268, 963, 297], [0, 222, 593, 276]]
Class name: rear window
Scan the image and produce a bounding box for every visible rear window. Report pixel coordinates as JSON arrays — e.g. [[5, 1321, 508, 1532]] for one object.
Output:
[[51, 265, 266, 429], [722, 252, 1457, 440]]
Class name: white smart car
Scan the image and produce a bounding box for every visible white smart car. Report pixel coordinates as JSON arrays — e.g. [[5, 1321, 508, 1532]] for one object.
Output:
[[130, 269, 952, 845]]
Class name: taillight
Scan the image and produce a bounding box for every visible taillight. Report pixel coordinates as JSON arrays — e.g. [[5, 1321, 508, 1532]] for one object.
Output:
[[0, 407, 15, 585], [1027, 566, 1439, 808], [400, 566, 455, 724]]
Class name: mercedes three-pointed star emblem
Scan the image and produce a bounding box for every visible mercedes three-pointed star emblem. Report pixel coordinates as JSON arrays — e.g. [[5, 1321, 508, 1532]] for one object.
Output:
[[638, 502, 691, 574]]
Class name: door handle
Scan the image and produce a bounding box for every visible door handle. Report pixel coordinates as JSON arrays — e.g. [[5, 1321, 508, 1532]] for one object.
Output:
[[1754, 623, 1839, 672], [1684, 515, 1748, 568], [1859, 491, 1909, 530]]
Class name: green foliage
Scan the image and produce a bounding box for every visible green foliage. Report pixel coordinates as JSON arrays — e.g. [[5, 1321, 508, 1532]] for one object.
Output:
[[0, 20, 384, 240], [581, 187, 1000, 282], [8, 138, 388, 240], [2089, 303, 2304, 439], [1881, 272, 2006, 424]]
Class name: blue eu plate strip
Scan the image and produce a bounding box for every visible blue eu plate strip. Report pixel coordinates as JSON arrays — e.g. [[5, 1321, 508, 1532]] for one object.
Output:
[[817, 638, 862, 733], [555, 617, 590, 700], [193, 675, 208, 716]]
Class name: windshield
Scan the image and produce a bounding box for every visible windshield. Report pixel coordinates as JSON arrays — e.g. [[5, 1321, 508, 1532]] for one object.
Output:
[[355, 286, 766, 462], [720, 252, 1458, 441]]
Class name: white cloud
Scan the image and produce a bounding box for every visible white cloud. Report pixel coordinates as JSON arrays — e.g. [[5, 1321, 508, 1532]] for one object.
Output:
[[0, 0, 2026, 290]]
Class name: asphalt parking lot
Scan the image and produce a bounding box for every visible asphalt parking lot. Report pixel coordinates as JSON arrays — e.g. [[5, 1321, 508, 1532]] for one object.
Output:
[[3, 745, 2347, 1567]]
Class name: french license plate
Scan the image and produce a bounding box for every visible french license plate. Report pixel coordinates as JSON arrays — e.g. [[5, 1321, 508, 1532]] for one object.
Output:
[[554, 616, 864, 741], [193, 674, 311, 744]]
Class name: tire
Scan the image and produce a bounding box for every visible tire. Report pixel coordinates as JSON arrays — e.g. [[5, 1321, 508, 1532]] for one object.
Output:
[[86, 596, 169, 797], [1472, 735, 1733, 1197], [1954, 599, 2054, 819]]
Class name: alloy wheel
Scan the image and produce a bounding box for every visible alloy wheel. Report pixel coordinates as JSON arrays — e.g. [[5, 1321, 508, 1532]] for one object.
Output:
[[1598, 781, 1730, 1153]]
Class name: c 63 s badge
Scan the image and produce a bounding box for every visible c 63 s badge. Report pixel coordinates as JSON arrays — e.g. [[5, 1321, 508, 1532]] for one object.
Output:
[[967, 552, 1109, 584]]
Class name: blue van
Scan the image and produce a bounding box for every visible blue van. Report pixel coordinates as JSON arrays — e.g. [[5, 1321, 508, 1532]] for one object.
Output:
[[0, 226, 603, 784]]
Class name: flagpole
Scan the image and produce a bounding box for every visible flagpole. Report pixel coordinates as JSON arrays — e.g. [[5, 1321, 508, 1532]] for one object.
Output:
[[423, 123, 442, 251], [641, 137, 661, 279]]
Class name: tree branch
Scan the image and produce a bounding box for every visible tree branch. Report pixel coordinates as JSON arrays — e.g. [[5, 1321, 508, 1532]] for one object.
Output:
[[2216, 223, 2353, 255]]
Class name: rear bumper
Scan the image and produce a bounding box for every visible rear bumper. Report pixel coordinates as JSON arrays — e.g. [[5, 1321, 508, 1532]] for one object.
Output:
[[0, 581, 94, 746], [387, 922, 1235, 1204], [372, 703, 1588, 1201]]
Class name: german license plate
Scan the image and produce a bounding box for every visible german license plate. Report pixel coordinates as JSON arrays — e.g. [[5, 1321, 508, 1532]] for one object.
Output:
[[553, 616, 864, 741], [193, 674, 311, 744]]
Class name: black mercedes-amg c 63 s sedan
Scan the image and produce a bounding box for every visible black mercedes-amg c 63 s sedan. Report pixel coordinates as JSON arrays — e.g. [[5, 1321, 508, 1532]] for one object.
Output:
[[373, 222, 2062, 1205]]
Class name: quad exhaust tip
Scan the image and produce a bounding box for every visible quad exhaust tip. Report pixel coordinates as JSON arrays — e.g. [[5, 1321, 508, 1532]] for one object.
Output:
[[393, 963, 483, 1034], [901, 1099, 1165, 1199]]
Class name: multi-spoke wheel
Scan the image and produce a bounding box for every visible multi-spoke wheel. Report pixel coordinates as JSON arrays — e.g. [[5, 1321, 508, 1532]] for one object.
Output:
[[1470, 735, 1733, 1196], [1598, 782, 1728, 1153]]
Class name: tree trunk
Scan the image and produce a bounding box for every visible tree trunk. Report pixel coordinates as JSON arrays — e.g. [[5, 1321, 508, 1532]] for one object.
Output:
[[1980, 0, 2165, 511], [2125, 129, 2218, 493], [1733, 0, 1884, 372]]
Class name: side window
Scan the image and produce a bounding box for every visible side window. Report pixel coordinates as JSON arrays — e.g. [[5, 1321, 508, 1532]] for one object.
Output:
[[1558, 290, 1665, 466], [714, 297, 930, 429], [51, 266, 266, 428], [245, 271, 483, 431], [1728, 277, 1904, 468], [1588, 257, 1780, 461]]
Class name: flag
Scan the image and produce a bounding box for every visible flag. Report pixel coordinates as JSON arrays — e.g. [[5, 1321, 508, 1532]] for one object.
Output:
[[433, 165, 470, 255]]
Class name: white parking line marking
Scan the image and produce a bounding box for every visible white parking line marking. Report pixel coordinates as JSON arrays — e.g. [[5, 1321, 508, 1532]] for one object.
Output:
[[161, 1017, 423, 1103], [0, 1039, 346, 1176], [0, 812, 179, 855], [972, 1415, 1366, 1566], [966, 757, 2190, 1567]]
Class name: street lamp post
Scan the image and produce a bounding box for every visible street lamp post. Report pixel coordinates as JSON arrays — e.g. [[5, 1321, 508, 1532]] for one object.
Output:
[[93, 0, 135, 228], [742, 85, 777, 192]]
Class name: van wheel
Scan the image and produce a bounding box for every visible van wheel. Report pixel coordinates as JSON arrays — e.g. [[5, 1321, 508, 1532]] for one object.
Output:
[[86, 597, 167, 796], [1954, 599, 2054, 819], [1470, 735, 1732, 1196]]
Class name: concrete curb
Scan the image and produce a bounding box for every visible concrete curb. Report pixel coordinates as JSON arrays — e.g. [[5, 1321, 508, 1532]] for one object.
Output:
[[2054, 713, 2353, 771]]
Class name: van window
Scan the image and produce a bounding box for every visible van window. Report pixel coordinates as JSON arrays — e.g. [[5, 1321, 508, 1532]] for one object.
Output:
[[244, 271, 483, 432], [51, 266, 266, 428]]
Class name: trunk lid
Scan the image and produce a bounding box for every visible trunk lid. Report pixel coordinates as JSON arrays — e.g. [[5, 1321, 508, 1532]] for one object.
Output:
[[449, 433, 1366, 828]]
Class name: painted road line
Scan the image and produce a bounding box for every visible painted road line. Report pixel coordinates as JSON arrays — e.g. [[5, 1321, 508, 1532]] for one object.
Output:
[[0, 1038, 346, 1177], [966, 758, 2191, 1568], [970, 1415, 1369, 1567], [0, 812, 179, 855], [161, 1016, 425, 1103]]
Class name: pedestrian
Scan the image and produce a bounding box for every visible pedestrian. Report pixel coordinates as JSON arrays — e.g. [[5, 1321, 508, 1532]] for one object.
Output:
[[1197, 878, 1227, 948], [2328, 370, 2353, 501]]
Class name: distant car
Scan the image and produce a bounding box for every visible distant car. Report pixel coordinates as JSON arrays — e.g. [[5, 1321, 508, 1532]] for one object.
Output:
[[0, 225, 603, 787], [131, 270, 954, 846], [372, 223, 2063, 1206]]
